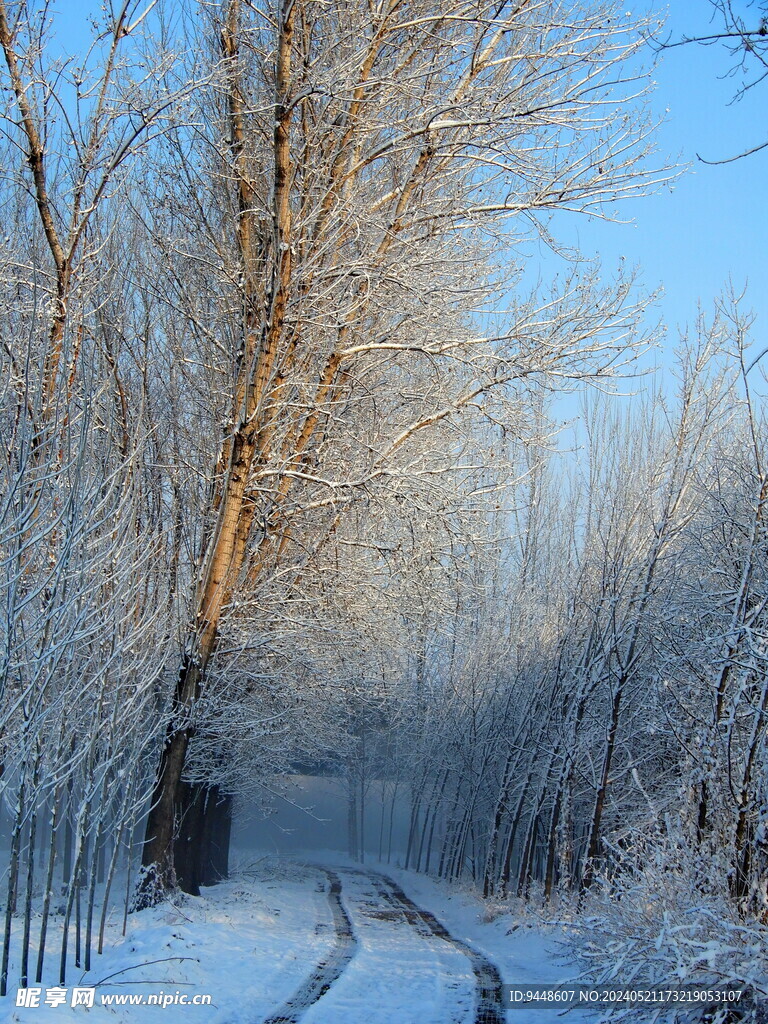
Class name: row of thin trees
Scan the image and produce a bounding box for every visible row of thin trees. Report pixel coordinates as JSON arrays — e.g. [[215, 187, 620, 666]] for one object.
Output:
[[373, 315, 768, 925]]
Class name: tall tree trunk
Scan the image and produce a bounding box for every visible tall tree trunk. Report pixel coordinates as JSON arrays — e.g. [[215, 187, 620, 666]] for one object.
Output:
[[173, 779, 207, 897], [580, 686, 622, 891], [137, 658, 197, 903], [209, 792, 233, 882], [137, 0, 296, 904]]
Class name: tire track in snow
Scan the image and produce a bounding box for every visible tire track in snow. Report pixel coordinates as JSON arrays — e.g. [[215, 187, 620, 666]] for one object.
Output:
[[262, 868, 356, 1024], [347, 868, 505, 1024]]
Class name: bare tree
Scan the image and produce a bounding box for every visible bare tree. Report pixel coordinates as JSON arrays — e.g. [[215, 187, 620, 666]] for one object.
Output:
[[661, 0, 768, 162], [130, 0, 666, 901]]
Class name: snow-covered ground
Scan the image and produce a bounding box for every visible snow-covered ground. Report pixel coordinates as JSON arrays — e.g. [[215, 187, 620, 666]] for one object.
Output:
[[5, 853, 612, 1023]]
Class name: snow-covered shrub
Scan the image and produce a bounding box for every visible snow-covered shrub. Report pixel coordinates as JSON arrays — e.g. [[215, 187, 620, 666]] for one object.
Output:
[[569, 830, 768, 1023], [477, 880, 584, 937]]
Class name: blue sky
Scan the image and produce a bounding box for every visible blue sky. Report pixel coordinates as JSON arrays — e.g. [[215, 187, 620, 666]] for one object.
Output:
[[46, 1, 767, 372], [570, 1, 768, 351]]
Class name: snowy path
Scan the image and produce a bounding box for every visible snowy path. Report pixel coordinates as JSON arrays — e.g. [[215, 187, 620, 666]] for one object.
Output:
[[279, 867, 505, 1024], [350, 869, 505, 1024], [262, 868, 356, 1024]]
